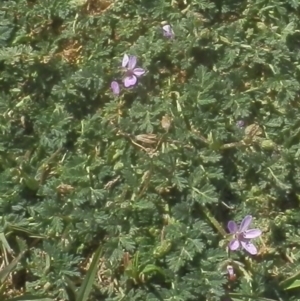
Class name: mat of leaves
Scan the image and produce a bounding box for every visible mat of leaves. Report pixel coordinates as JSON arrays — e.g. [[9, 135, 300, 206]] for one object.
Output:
[[1, 0, 300, 300]]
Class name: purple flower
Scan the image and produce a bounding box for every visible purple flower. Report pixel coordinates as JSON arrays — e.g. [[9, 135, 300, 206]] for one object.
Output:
[[162, 24, 175, 38], [236, 120, 245, 128], [228, 215, 262, 255], [111, 81, 120, 95], [122, 54, 145, 88]]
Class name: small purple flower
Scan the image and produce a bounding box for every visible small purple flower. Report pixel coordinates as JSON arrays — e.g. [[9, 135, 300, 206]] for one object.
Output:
[[122, 54, 145, 88], [228, 215, 262, 255], [236, 120, 245, 128], [111, 81, 120, 95], [162, 24, 175, 38]]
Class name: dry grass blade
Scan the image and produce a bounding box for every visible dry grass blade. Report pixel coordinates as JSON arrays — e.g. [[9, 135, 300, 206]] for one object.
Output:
[[0, 251, 24, 286]]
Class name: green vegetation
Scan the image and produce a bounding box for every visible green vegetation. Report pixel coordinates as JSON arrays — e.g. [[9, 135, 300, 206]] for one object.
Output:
[[1, 0, 300, 300]]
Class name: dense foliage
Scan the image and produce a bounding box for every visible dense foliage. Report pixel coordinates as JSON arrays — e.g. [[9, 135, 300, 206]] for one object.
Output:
[[1, 0, 300, 300]]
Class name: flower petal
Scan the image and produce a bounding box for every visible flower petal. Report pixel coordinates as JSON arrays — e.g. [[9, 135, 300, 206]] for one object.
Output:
[[228, 239, 240, 251], [241, 241, 257, 255], [243, 229, 262, 239], [133, 68, 145, 77], [110, 81, 120, 95], [128, 56, 137, 70], [124, 75, 137, 87], [162, 24, 171, 32], [162, 24, 174, 38], [239, 215, 252, 232], [122, 54, 129, 67], [227, 221, 238, 233]]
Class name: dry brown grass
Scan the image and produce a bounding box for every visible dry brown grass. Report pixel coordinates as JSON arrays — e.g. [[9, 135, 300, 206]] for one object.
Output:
[[82, 0, 113, 16]]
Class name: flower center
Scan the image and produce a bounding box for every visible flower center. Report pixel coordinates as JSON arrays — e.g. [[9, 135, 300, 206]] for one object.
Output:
[[235, 232, 244, 240], [125, 69, 134, 76]]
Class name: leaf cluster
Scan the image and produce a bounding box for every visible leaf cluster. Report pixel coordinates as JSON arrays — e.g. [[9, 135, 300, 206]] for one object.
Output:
[[1, 0, 300, 300]]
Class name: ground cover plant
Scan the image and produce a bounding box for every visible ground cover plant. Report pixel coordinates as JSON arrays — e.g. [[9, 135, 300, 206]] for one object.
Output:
[[1, 0, 300, 300]]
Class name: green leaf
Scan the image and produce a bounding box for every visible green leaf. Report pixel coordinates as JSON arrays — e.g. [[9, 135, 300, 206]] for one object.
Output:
[[64, 276, 78, 301], [76, 245, 103, 301], [284, 279, 300, 290], [229, 293, 278, 301], [191, 184, 218, 204], [0, 18, 14, 47], [7, 225, 47, 239], [140, 264, 165, 277]]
